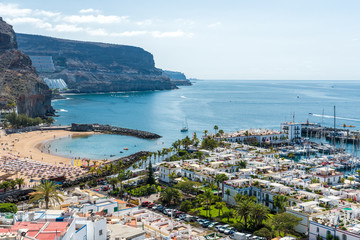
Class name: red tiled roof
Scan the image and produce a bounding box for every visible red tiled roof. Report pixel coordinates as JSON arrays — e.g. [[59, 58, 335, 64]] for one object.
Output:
[[37, 232, 57, 240], [0, 221, 69, 240]]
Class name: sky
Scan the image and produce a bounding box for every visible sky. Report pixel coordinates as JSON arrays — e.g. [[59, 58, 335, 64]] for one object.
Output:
[[0, 0, 359, 80]]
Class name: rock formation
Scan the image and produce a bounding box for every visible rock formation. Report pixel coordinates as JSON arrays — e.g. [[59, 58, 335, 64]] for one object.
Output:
[[0, 17, 54, 117], [17, 33, 177, 92], [163, 70, 192, 86]]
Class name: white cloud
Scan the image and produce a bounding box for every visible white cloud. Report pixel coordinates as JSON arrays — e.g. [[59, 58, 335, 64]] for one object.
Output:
[[112, 31, 148, 37], [34, 10, 60, 17], [152, 30, 193, 38], [7, 17, 52, 30], [64, 14, 128, 24], [80, 8, 94, 14], [136, 19, 153, 26], [86, 28, 108, 36], [208, 22, 221, 28], [0, 3, 32, 17], [51, 24, 84, 33]]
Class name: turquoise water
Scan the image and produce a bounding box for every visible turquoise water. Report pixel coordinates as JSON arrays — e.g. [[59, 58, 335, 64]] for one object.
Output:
[[51, 80, 360, 160]]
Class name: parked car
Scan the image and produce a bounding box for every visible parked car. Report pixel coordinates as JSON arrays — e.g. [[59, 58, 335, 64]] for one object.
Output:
[[141, 201, 150, 207], [179, 214, 187, 220], [152, 204, 159, 211], [196, 218, 205, 224], [174, 211, 184, 218], [157, 205, 164, 211], [219, 224, 230, 233], [163, 208, 172, 215], [101, 186, 109, 191], [208, 222, 219, 228], [185, 215, 197, 222], [201, 220, 212, 228], [215, 225, 224, 231], [167, 209, 177, 217], [148, 203, 154, 208], [224, 227, 235, 235]]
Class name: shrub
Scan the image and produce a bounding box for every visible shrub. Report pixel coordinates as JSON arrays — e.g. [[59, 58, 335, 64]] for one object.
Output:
[[0, 203, 17, 213]]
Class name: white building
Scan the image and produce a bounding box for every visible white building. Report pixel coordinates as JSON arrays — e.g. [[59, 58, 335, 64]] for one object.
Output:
[[312, 167, 344, 184], [281, 122, 302, 142]]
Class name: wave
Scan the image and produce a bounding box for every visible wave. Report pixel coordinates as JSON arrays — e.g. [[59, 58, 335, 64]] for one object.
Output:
[[311, 113, 360, 122], [180, 96, 187, 99], [58, 109, 68, 112]]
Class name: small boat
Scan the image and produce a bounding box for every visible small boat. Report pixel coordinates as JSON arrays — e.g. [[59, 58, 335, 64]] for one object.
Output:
[[123, 147, 129, 150], [119, 151, 123, 153], [180, 118, 188, 132]]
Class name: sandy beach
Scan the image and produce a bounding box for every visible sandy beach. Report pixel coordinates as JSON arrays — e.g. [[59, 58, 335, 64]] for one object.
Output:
[[0, 130, 95, 165]]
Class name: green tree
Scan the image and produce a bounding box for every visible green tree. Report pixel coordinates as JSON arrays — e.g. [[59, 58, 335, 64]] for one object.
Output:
[[0, 181, 10, 193], [146, 160, 155, 185], [168, 171, 178, 183], [199, 188, 215, 218], [251, 203, 270, 229], [238, 160, 247, 169], [214, 174, 229, 195], [234, 195, 255, 229], [215, 201, 226, 217], [271, 212, 302, 236], [273, 195, 289, 213], [222, 209, 234, 222], [214, 125, 219, 135], [160, 187, 182, 206], [29, 181, 64, 209], [253, 228, 272, 239], [201, 137, 218, 150], [182, 136, 192, 150], [15, 178, 25, 189], [179, 200, 193, 212], [225, 189, 231, 202], [175, 180, 201, 195], [108, 177, 119, 190], [0, 203, 17, 213], [9, 180, 16, 190]]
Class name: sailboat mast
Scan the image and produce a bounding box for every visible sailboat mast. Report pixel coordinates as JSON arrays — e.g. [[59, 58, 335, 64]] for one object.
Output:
[[333, 105, 336, 149]]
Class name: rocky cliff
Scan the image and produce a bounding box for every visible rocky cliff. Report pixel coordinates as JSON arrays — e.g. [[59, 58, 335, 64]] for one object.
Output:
[[162, 70, 192, 86], [0, 18, 54, 117], [16, 33, 177, 92]]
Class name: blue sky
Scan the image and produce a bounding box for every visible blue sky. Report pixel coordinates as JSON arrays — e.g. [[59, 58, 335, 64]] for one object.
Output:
[[0, 0, 359, 80]]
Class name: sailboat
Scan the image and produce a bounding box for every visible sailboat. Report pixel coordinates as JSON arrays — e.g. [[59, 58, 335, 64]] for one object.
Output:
[[180, 118, 188, 132]]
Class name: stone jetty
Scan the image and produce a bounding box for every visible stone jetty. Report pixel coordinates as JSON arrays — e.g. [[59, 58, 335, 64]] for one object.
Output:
[[71, 123, 161, 139]]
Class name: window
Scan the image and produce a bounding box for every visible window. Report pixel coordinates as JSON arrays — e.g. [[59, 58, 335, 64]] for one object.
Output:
[[342, 234, 347, 240], [317, 227, 319, 232], [99, 230, 103, 236]]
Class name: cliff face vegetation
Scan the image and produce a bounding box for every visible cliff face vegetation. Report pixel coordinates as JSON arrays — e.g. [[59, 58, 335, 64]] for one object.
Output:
[[0, 17, 54, 117], [16, 33, 177, 92]]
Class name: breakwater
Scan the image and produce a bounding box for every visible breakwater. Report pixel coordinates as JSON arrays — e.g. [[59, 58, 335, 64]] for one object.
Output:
[[70, 123, 161, 139]]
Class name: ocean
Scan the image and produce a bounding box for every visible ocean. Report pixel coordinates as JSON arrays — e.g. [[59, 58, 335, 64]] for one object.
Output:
[[50, 80, 360, 160]]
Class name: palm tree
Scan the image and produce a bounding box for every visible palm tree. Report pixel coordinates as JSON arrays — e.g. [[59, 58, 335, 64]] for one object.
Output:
[[273, 195, 289, 213], [215, 201, 226, 217], [199, 189, 214, 218], [85, 159, 91, 167], [15, 178, 25, 189], [235, 195, 255, 229], [222, 209, 234, 222], [29, 181, 64, 209], [108, 177, 119, 190], [203, 130, 208, 137], [118, 169, 128, 197], [348, 176, 355, 185], [160, 187, 182, 206], [9, 180, 16, 190], [250, 203, 270, 229], [0, 181, 10, 193], [214, 125, 219, 135], [218, 129, 224, 137], [225, 189, 231, 202], [214, 174, 229, 195]]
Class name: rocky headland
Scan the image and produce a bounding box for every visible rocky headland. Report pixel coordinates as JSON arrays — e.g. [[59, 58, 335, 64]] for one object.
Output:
[[0, 18, 54, 117], [163, 70, 192, 86], [16, 33, 177, 93]]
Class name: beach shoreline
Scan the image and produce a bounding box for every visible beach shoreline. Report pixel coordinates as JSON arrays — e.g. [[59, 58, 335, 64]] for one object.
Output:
[[0, 130, 96, 165]]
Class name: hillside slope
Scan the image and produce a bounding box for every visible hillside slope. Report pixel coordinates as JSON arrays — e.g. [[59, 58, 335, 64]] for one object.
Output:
[[16, 33, 176, 93], [0, 18, 54, 117]]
